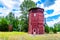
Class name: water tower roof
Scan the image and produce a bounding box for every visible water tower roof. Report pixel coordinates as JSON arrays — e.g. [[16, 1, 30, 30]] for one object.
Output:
[[29, 7, 44, 12]]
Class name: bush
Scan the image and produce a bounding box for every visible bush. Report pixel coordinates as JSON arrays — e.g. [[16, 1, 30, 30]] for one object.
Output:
[[45, 24, 50, 33], [0, 18, 8, 31], [53, 26, 57, 33], [53, 24, 58, 33], [50, 27, 53, 31]]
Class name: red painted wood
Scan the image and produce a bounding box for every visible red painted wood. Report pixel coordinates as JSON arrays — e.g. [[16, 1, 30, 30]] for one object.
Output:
[[28, 8, 44, 34]]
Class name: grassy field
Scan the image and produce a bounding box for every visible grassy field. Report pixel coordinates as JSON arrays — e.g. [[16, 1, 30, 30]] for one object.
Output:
[[0, 32, 60, 40]]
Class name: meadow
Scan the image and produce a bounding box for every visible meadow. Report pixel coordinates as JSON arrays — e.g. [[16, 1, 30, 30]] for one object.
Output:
[[0, 32, 60, 40]]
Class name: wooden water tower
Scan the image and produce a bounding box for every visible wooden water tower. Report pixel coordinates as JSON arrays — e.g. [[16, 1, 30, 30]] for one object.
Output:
[[28, 8, 44, 34]]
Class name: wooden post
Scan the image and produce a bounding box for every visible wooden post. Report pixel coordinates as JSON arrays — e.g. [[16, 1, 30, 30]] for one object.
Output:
[[8, 25, 13, 32]]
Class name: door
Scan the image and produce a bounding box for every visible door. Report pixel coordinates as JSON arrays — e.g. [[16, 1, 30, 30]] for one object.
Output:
[[33, 28, 36, 34]]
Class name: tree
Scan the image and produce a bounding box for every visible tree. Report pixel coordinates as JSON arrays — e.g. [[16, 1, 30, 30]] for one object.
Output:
[[0, 12, 20, 31], [0, 17, 8, 31], [54, 22, 60, 32], [6, 12, 20, 31], [53, 23, 59, 33], [56, 24, 60, 32], [49, 27, 53, 32], [45, 24, 50, 33], [6, 12, 15, 31], [13, 17, 20, 31], [6, 12, 15, 25], [53, 24, 58, 33], [20, 0, 36, 32]]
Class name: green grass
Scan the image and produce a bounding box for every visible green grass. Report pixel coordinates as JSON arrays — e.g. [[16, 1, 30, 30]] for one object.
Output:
[[0, 32, 60, 40]]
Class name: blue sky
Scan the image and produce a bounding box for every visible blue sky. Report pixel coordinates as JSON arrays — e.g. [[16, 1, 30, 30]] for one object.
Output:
[[0, 0, 60, 26]]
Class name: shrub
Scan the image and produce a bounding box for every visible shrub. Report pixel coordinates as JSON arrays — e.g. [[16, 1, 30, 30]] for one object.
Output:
[[53, 26, 57, 33], [45, 24, 50, 33]]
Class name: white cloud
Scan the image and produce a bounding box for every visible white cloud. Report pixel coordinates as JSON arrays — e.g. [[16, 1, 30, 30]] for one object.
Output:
[[47, 17, 60, 26], [42, 0, 60, 26], [37, 3, 44, 8], [0, 0, 22, 17], [0, 0, 60, 26], [1, 0, 14, 9], [19, 0, 24, 3], [0, 0, 38, 17], [0, 8, 10, 17], [14, 12, 21, 18], [32, 0, 38, 2], [44, 0, 60, 18]]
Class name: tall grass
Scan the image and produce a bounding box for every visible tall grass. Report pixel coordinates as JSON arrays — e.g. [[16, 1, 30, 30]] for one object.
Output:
[[0, 32, 60, 40]]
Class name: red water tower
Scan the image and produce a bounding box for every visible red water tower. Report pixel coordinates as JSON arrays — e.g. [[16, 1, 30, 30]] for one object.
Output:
[[28, 8, 44, 34]]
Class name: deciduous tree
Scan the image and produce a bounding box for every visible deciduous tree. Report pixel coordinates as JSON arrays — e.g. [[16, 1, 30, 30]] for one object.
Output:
[[20, 0, 36, 32]]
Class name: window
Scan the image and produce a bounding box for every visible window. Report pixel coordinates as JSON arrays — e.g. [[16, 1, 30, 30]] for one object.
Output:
[[34, 13, 36, 17]]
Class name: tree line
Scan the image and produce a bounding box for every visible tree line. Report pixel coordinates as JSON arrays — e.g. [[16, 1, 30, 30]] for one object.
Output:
[[0, 0, 36, 32], [0, 0, 60, 33], [45, 23, 60, 33]]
